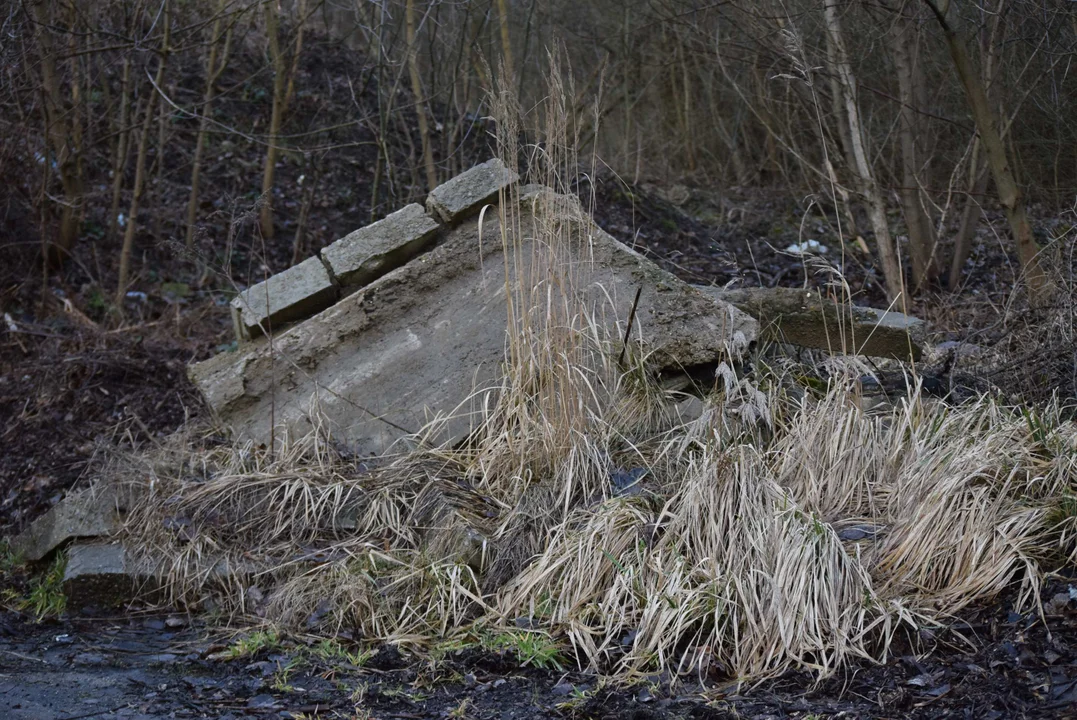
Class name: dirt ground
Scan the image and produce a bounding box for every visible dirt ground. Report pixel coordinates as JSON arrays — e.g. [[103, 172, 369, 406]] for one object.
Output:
[[2, 577, 1077, 720]]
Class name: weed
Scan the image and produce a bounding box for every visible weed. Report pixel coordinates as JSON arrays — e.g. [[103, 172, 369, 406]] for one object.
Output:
[[271, 655, 306, 692], [0, 541, 25, 610], [554, 685, 595, 712], [0, 540, 20, 576], [377, 685, 428, 703], [224, 628, 281, 660], [485, 630, 563, 671], [310, 638, 373, 667], [448, 697, 473, 718], [22, 553, 67, 622]]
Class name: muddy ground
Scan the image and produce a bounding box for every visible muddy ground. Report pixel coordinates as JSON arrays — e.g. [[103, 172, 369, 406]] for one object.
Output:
[[3, 578, 1077, 719]]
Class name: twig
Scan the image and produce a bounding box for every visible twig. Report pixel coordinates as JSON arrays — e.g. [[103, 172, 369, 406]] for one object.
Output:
[[0, 649, 49, 664], [618, 286, 642, 366]]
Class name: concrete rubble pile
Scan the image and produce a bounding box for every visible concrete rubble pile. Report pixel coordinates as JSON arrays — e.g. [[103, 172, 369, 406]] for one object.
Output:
[[6, 159, 928, 606]]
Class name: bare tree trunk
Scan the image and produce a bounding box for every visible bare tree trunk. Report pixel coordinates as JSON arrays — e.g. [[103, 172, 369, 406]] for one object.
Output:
[[824, 1, 905, 302], [30, 0, 83, 266], [153, 76, 168, 241], [949, 149, 989, 289], [923, 0, 1048, 298], [107, 56, 133, 245], [406, 0, 437, 191], [116, 1, 170, 309], [66, 4, 85, 229], [889, 2, 939, 291], [948, 1, 1001, 290], [260, 1, 285, 239], [824, 30, 860, 238], [494, 0, 514, 82], [284, 0, 307, 111], [186, 1, 234, 248]]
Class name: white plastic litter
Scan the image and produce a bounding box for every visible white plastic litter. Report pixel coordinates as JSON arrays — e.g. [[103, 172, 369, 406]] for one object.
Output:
[[784, 239, 829, 255]]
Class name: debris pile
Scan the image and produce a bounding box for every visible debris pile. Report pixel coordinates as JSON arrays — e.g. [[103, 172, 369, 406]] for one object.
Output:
[[4, 161, 1013, 685]]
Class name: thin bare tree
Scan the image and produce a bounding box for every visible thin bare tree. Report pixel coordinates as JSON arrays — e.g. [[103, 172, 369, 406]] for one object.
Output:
[[824, 0, 905, 302], [923, 0, 1048, 298]]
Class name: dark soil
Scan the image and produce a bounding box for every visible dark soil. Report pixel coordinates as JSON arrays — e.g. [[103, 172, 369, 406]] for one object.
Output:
[[2, 579, 1077, 719]]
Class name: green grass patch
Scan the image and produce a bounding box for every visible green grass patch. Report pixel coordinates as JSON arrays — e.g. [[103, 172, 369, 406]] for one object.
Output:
[[484, 629, 563, 670]]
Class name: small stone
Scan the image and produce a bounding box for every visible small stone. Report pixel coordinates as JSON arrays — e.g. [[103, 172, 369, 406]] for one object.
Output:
[[73, 652, 109, 666], [551, 682, 575, 696], [146, 653, 178, 664], [1047, 592, 1072, 614], [247, 693, 278, 709]]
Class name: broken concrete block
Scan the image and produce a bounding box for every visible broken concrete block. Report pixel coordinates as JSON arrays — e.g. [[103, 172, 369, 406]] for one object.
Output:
[[426, 158, 518, 223], [62, 543, 149, 608], [231, 256, 338, 340], [321, 204, 440, 290], [702, 286, 926, 361], [189, 192, 757, 455], [8, 486, 125, 562]]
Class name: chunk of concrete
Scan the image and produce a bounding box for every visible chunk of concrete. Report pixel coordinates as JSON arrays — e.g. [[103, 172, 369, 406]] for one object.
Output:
[[8, 486, 125, 562], [189, 191, 757, 455], [321, 204, 440, 289], [702, 286, 926, 361], [61, 543, 257, 608], [426, 158, 518, 223], [231, 256, 338, 340], [62, 543, 149, 608]]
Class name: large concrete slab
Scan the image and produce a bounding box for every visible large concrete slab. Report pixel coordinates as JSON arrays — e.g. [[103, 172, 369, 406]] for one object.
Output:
[[321, 203, 440, 289], [704, 286, 926, 361], [189, 191, 757, 455], [426, 158, 518, 223], [231, 256, 338, 340]]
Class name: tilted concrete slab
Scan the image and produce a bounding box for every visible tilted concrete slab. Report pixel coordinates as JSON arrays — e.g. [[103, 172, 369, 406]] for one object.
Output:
[[426, 158, 518, 223], [231, 255, 338, 340], [703, 286, 926, 361], [189, 191, 757, 455], [321, 203, 440, 290]]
